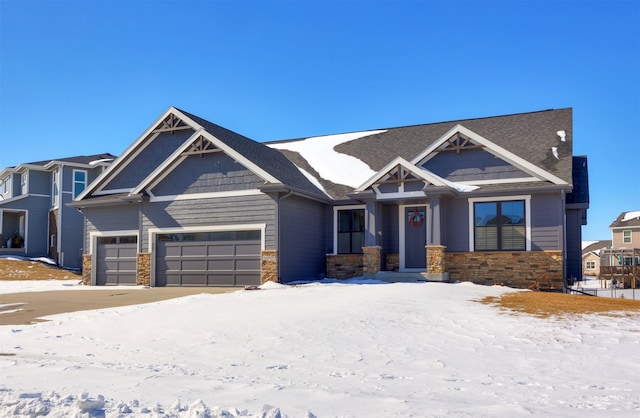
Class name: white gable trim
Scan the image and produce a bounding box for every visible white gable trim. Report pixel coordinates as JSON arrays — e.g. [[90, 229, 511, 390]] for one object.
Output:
[[355, 157, 448, 193], [149, 189, 264, 202], [411, 125, 567, 186], [76, 107, 197, 201], [129, 113, 281, 196]]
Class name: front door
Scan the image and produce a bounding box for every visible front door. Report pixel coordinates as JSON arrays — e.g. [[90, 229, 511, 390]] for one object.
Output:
[[405, 206, 426, 269]]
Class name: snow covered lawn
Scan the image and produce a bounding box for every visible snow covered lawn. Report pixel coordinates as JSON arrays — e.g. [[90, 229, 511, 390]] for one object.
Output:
[[0, 280, 638, 417]]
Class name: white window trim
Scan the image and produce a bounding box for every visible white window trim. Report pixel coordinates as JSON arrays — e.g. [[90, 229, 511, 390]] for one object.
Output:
[[331, 205, 365, 256], [21, 172, 28, 195], [1, 176, 11, 199], [148, 224, 266, 287], [73, 169, 88, 199], [51, 169, 60, 208], [585, 260, 596, 270], [622, 230, 632, 244], [468, 195, 531, 252]]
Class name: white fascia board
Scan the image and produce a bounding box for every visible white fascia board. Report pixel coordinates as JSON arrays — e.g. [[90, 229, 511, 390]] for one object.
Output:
[[411, 125, 568, 186], [355, 157, 445, 192], [93, 188, 134, 196], [43, 161, 97, 170], [149, 189, 264, 202], [130, 129, 205, 195], [375, 191, 427, 200], [77, 106, 193, 201]]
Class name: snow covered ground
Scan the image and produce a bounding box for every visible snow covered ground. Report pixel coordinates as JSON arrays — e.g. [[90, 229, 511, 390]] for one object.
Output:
[[0, 279, 638, 417]]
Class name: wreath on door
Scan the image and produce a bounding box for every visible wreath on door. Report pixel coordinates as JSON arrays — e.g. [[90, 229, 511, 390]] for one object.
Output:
[[408, 209, 424, 227]]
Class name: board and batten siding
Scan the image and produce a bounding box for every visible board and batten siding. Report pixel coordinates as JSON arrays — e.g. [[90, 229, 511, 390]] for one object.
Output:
[[140, 193, 277, 252], [278, 195, 327, 282], [106, 130, 195, 190], [151, 153, 266, 196]]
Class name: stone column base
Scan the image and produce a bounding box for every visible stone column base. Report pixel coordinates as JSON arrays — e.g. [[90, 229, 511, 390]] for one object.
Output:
[[363, 246, 382, 278], [137, 253, 151, 286], [82, 254, 92, 285], [261, 250, 278, 283], [426, 244, 446, 274]]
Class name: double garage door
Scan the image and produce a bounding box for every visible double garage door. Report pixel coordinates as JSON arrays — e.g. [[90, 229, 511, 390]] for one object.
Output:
[[155, 230, 261, 287], [95, 230, 261, 287]]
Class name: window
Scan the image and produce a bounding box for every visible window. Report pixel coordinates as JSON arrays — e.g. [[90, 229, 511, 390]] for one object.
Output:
[[474, 200, 526, 251], [73, 170, 87, 198], [1, 176, 11, 199], [50, 234, 57, 248], [585, 260, 596, 270], [623, 230, 632, 244], [337, 208, 365, 254], [51, 169, 59, 207], [20, 172, 28, 195]]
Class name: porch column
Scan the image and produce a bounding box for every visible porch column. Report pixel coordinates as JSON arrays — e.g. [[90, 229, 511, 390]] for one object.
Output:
[[427, 197, 442, 245], [261, 250, 278, 283], [364, 201, 378, 247], [426, 244, 448, 282], [82, 254, 92, 285], [363, 246, 382, 278]]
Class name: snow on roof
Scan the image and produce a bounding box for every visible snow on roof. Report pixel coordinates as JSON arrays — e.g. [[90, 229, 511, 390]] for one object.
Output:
[[622, 211, 640, 222], [268, 130, 387, 188], [582, 240, 598, 250], [296, 166, 331, 198]]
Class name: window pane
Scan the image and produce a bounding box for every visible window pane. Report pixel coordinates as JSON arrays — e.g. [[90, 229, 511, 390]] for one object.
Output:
[[501, 225, 525, 250], [338, 232, 351, 253], [74, 171, 86, 181], [501, 201, 525, 225], [237, 230, 260, 240], [351, 232, 364, 254], [475, 202, 497, 226], [338, 211, 351, 233], [352, 210, 365, 232], [207, 231, 235, 241], [475, 225, 497, 250], [119, 236, 137, 244]]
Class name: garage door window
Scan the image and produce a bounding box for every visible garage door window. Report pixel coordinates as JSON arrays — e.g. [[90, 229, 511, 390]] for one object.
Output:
[[158, 231, 260, 242], [98, 236, 137, 244]]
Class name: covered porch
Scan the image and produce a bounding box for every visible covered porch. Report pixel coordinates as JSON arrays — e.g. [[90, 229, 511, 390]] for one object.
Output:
[[0, 209, 27, 255]]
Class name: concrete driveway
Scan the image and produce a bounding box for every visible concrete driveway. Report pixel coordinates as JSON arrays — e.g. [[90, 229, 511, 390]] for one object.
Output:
[[0, 287, 241, 326]]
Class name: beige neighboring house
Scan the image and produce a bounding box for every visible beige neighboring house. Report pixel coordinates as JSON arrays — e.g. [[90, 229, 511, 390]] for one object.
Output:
[[599, 210, 640, 288], [610, 210, 640, 248], [581, 240, 611, 278]]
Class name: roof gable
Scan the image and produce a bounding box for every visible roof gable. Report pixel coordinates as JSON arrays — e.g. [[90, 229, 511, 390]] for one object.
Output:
[[411, 124, 568, 185], [77, 107, 327, 202]]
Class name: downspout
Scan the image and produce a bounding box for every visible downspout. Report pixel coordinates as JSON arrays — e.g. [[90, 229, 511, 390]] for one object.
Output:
[[561, 189, 567, 292], [276, 190, 294, 282]]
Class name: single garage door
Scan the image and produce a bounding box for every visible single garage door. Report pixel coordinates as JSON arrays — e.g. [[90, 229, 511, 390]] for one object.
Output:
[[155, 230, 261, 287], [96, 236, 138, 285]]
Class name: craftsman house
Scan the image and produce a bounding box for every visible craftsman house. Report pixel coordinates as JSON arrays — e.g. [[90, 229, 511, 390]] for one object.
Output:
[[0, 154, 115, 269], [70, 107, 588, 289], [581, 240, 611, 278]]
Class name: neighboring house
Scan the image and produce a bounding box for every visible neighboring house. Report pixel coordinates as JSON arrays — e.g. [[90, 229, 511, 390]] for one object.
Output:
[[0, 154, 116, 269], [70, 107, 588, 290], [599, 211, 640, 287], [581, 240, 611, 278]]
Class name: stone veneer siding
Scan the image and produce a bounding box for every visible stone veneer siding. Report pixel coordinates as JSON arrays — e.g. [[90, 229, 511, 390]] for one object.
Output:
[[82, 254, 92, 285], [426, 245, 446, 273], [363, 246, 382, 277], [326, 254, 363, 280], [137, 253, 151, 286], [261, 250, 278, 283], [386, 253, 399, 271], [446, 251, 564, 290]]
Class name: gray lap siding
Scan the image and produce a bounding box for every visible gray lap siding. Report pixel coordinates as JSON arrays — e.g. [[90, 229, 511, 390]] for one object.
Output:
[[140, 194, 277, 252]]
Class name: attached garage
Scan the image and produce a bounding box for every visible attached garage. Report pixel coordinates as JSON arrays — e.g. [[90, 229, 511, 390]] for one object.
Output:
[[155, 230, 262, 287], [95, 236, 138, 285]]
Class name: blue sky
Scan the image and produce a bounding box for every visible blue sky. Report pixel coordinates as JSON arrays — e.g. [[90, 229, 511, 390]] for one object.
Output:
[[1, 0, 638, 241]]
